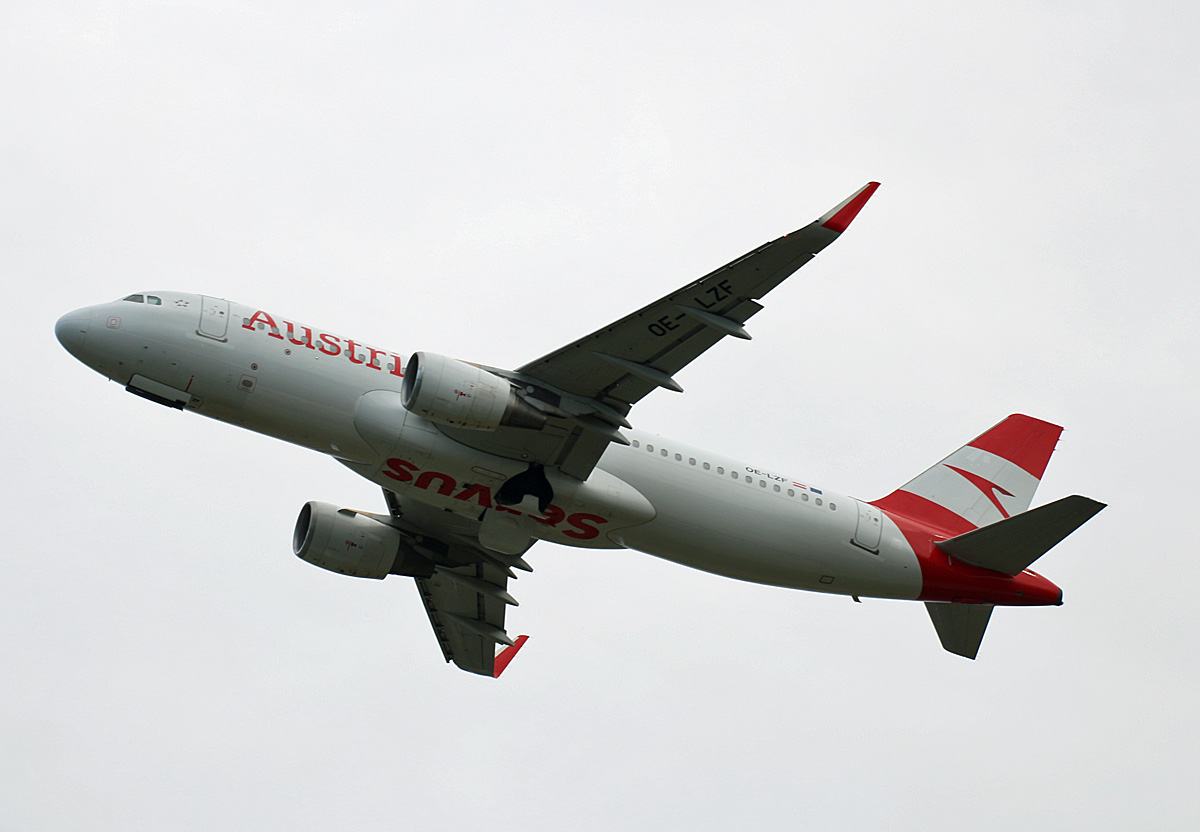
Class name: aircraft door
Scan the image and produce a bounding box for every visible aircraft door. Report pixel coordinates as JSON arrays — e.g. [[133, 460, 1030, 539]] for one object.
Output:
[[852, 500, 882, 552], [198, 296, 229, 341]]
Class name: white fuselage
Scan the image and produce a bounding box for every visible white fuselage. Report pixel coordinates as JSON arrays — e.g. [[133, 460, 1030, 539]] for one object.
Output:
[[56, 291, 923, 601]]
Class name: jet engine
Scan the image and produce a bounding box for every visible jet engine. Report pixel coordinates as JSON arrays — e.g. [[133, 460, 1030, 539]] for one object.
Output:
[[401, 351, 545, 431], [293, 501, 433, 579]]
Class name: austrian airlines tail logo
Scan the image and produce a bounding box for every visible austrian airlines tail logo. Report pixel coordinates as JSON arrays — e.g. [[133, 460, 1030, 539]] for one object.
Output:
[[945, 465, 1014, 519]]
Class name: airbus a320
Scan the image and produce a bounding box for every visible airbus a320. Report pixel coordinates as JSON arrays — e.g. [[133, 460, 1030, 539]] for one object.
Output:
[[55, 183, 1104, 676]]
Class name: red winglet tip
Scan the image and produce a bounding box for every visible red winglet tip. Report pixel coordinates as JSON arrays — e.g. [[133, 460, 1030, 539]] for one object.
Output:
[[493, 634, 530, 678], [821, 181, 880, 233]]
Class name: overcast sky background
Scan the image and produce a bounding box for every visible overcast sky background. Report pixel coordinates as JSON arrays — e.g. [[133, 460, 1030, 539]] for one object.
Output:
[[3, 2, 1197, 829]]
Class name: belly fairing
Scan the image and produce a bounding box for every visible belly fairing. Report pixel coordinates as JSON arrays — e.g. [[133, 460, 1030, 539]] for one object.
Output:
[[346, 391, 656, 549]]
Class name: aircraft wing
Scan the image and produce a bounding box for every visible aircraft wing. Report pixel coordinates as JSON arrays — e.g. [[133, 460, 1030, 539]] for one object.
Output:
[[436, 182, 879, 480], [415, 563, 528, 677], [383, 489, 530, 677], [517, 182, 880, 408]]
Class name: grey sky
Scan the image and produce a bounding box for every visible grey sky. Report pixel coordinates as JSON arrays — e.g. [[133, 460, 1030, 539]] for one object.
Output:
[[3, 2, 1197, 829]]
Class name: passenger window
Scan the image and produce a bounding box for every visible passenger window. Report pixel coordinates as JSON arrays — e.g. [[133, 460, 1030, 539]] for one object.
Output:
[[632, 440, 640, 448], [787, 489, 795, 497], [689, 458, 696, 466], [815, 498, 823, 506], [674, 453, 682, 461], [759, 480, 766, 488], [703, 462, 710, 470], [122, 294, 144, 303], [716, 467, 724, 474], [660, 449, 668, 457], [744, 475, 752, 483], [647, 444, 654, 453], [802, 493, 810, 501], [829, 503, 837, 511], [773, 484, 781, 492]]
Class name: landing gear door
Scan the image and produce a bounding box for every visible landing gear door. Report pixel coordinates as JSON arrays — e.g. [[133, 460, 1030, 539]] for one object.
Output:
[[198, 296, 229, 341], [853, 500, 882, 553]]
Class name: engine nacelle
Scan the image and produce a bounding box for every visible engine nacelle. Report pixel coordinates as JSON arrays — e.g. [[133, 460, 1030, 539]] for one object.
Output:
[[401, 351, 545, 431], [293, 501, 432, 579]]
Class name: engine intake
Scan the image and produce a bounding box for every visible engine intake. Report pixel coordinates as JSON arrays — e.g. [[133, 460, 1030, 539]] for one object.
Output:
[[293, 501, 433, 579], [401, 351, 545, 431]]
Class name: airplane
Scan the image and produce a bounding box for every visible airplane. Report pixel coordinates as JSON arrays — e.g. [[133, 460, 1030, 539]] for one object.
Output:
[[54, 182, 1104, 677]]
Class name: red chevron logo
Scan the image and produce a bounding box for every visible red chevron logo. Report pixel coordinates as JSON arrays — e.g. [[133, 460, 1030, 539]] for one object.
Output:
[[945, 465, 1014, 518]]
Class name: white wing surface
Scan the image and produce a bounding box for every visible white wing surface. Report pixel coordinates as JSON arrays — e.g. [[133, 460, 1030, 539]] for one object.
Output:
[[382, 489, 531, 677]]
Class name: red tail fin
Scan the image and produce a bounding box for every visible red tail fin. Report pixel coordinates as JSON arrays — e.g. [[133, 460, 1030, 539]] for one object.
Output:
[[873, 415, 1063, 536]]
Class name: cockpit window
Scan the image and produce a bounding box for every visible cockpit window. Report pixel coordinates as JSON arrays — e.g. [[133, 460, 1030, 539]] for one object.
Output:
[[146, 295, 162, 305], [122, 294, 145, 303]]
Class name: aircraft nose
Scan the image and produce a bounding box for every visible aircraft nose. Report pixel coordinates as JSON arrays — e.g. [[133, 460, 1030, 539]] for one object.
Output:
[[55, 309, 92, 359]]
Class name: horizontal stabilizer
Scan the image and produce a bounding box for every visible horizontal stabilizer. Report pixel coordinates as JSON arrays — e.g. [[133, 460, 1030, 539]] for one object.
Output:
[[936, 495, 1105, 576], [926, 602, 994, 660]]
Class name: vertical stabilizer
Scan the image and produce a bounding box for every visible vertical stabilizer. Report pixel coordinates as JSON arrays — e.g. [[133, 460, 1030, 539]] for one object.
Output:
[[873, 414, 1063, 536], [926, 603, 994, 660]]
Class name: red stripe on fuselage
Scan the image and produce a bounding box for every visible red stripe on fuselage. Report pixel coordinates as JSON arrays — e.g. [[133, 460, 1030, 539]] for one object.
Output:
[[872, 494, 1061, 606], [872, 491, 977, 537]]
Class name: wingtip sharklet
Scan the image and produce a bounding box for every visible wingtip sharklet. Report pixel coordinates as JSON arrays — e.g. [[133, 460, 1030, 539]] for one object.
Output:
[[492, 634, 530, 678], [820, 181, 881, 233]]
